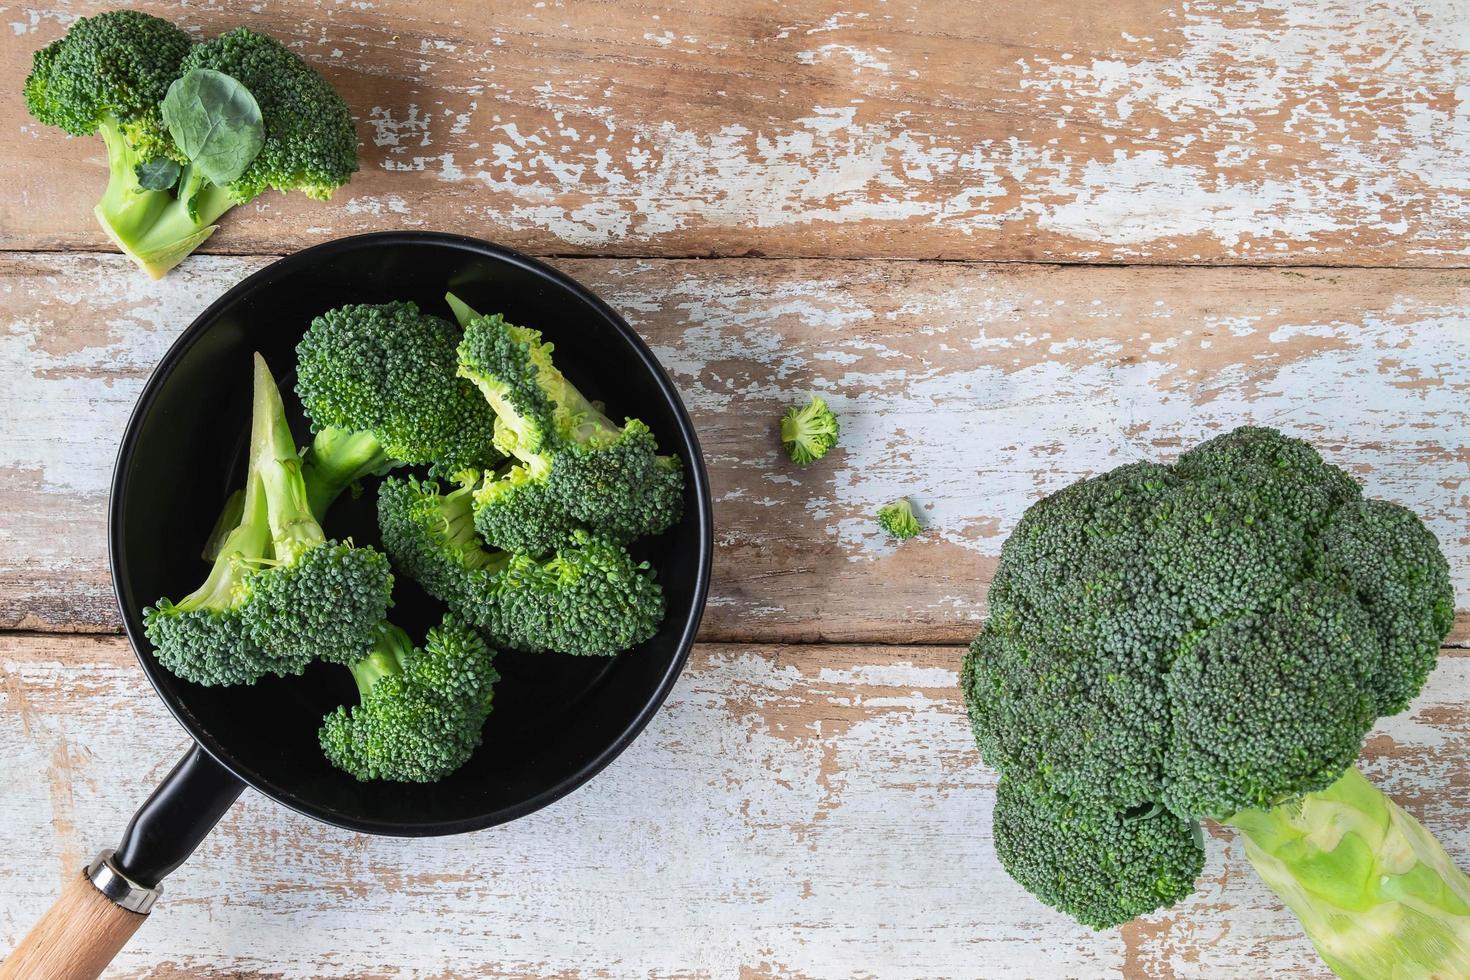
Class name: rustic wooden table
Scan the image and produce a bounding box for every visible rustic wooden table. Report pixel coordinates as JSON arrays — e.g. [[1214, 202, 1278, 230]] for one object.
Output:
[[2, 1, 1467, 977]]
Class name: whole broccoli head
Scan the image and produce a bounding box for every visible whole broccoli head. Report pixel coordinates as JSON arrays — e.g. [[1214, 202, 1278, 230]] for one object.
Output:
[[296, 301, 501, 514], [320, 616, 499, 783], [377, 474, 666, 657], [452, 295, 684, 554], [143, 354, 393, 685], [962, 426, 1461, 964]]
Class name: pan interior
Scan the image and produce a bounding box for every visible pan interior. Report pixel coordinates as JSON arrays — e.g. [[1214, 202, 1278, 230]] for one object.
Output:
[[111, 235, 708, 834]]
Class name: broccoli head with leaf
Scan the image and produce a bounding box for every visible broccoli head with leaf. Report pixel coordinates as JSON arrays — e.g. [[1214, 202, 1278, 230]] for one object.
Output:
[[24, 16, 357, 278], [962, 426, 1466, 979]]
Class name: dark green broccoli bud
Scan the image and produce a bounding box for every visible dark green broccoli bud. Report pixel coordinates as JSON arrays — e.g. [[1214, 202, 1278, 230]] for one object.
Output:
[[24, 11, 188, 154], [144, 354, 393, 684], [23, 11, 197, 278], [377, 475, 665, 656], [963, 425, 1464, 964], [178, 27, 357, 203], [780, 395, 839, 465], [1162, 582, 1379, 818], [296, 301, 501, 514], [992, 778, 1204, 930], [877, 498, 921, 539], [452, 295, 684, 553], [1318, 498, 1456, 714], [319, 616, 499, 782]]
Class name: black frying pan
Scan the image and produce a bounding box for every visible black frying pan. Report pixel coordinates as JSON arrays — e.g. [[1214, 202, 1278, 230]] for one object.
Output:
[[0, 232, 713, 979]]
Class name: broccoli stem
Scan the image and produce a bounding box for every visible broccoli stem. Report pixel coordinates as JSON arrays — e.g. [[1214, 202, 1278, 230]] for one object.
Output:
[[93, 132, 236, 280], [1227, 767, 1470, 980], [176, 474, 270, 611], [251, 353, 327, 563], [301, 426, 394, 519], [93, 116, 171, 251], [348, 625, 412, 695]]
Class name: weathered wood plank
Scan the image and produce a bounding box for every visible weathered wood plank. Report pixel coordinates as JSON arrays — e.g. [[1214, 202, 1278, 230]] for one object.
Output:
[[3, 253, 1469, 644], [0, 634, 1464, 978], [3, 0, 1469, 264]]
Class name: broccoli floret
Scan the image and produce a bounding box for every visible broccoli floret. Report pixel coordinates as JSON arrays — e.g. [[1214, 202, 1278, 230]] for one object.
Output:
[[143, 354, 392, 685], [962, 425, 1468, 975], [26, 18, 358, 278], [877, 498, 922, 539], [780, 395, 839, 466], [377, 475, 666, 657], [992, 778, 1205, 931], [24, 12, 193, 275], [295, 301, 501, 515], [319, 616, 499, 782], [451, 295, 684, 554]]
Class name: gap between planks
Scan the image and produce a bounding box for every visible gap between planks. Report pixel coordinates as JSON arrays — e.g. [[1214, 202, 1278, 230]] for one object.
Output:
[[6, 243, 1470, 273]]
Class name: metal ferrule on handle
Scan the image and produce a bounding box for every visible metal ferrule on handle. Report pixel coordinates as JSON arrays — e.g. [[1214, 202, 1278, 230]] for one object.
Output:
[[85, 850, 161, 915]]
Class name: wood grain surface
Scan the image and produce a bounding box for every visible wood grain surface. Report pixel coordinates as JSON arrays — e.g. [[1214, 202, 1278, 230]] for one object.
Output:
[[3, 1, 1469, 976], [3, 0, 1469, 263], [2, 252, 1467, 644], [1, 633, 1466, 978]]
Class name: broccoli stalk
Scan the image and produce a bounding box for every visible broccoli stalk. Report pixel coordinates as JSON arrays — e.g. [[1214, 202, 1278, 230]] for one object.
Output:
[[319, 616, 499, 783], [96, 164, 235, 279], [1228, 768, 1470, 979]]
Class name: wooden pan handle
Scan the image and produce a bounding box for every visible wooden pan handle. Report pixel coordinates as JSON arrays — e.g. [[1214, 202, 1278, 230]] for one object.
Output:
[[0, 866, 149, 980]]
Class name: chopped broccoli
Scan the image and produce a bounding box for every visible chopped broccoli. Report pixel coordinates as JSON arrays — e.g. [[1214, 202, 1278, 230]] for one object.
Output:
[[450, 295, 684, 555], [780, 395, 839, 466], [25, 17, 358, 278], [143, 354, 393, 685], [319, 615, 499, 782], [377, 474, 666, 657], [877, 498, 922, 539], [295, 301, 501, 514], [962, 426, 1467, 978]]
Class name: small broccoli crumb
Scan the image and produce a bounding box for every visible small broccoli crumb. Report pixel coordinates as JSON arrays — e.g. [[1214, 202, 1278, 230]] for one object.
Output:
[[878, 498, 922, 539], [780, 395, 839, 466]]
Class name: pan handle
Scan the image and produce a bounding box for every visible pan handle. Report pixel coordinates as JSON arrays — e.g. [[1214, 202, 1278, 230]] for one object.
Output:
[[0, 744, 244, 980]]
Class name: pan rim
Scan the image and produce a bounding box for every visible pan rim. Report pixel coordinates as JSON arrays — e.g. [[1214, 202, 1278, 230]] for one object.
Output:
[[107, 231, 714, 837]]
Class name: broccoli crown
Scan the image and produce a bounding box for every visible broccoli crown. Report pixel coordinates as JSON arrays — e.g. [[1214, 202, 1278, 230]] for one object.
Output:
[[780, 395, 839, 466], [456, 312, 560, 460], [296, 301, 499, 478], [456, 307, 684, 552], [992, 778, 1205, 930], [878, 498, 922, 540], [962, 426, 1454, 927], [144, 355, 393, 686], [178, 27, 357, 201], [497, 529, 667, 657], [24, 10, 190, 158], [320, 617, 499, 782], [378, 475, 666, 656], [244, 539, 394, 667], [473, 462, 575, 557]]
